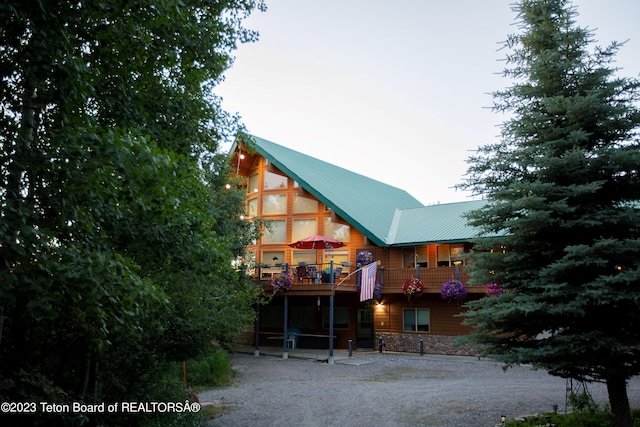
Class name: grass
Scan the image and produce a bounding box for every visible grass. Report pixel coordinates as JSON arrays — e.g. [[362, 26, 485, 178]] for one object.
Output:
[[172, 347, 235, 390]]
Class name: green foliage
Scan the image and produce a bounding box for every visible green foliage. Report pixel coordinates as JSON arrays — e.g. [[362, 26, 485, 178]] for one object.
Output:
[[173, 347, 234, 388], [1, 0, 266, 425], [505, 407, 640, 427], [458, 0, 640, 425]]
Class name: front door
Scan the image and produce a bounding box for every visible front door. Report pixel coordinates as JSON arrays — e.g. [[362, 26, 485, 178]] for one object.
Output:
[[356, 308, 374, 349]]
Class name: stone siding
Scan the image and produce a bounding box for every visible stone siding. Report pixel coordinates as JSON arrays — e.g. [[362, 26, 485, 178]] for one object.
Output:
[[376, 332, 479, 356]]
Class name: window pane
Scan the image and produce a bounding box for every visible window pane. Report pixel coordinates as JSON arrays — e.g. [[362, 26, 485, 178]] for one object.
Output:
[[264, 220, 286, 243], [294, 194, 318, 213], [403, 248, 415, 268], [248, 174, 259, 194], [263, 251, 285, 265], [263, 194, 287, 214], [437, 244, 451, 267], [324, 218, 350, 242], [403, 309, 416, 332], [247, 198, 258, 217], [451, 244, 465, 265], [417, 309, 430, 332], [292, 250, 316, 266], [416, 246, 428, 267], [264, 171, 287, 189], [293, 219, 317, 241], [323, 250, 349, 269]]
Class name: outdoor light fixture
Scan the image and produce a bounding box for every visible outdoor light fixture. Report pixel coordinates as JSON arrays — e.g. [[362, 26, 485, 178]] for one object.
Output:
[[236, 152, 245, 173], [225, 183, 231, 189], [273, 256, 278, 261], [501, 415, 506, 425]]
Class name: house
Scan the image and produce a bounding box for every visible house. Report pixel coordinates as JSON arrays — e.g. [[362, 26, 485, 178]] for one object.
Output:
[[230, 134, 495, 355]]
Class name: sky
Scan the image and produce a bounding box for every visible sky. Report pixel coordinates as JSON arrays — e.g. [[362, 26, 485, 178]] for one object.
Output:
[[215, 0, 640, 206]]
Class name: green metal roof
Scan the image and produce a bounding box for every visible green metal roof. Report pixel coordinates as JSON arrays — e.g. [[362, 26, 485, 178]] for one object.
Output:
[[385, 200, 490, 246], [232, 135, 493, 247]]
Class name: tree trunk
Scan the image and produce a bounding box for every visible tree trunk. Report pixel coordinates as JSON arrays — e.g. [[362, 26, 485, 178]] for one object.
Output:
[[606, 375, 632, 427], [80, 350, 91, 398]]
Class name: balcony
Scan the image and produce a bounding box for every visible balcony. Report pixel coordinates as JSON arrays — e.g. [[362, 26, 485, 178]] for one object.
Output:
[[257, 265, 484, 295]]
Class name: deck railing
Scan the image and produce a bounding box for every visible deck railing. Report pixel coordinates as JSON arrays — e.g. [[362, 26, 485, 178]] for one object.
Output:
[[258, 264, 472, 291], [381, 267, 469, 291]]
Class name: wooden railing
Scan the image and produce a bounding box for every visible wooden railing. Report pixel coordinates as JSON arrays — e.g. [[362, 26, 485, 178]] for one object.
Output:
[[382, 266, 469, 291], [259, 265, 476, 293]]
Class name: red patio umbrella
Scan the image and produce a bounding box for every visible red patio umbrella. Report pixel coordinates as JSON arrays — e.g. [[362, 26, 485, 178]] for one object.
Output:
[[288, 234, 346, 250], [288, 235, 346, 274]]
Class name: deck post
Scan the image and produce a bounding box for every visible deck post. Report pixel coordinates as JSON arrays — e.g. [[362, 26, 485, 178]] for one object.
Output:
[[282, 295, 288, 359], [328, 291, 335, 364], [254, 265, 261, 356]]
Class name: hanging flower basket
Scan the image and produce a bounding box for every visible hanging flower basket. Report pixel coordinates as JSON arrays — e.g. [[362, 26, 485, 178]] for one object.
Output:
[[484, 283, 503, 297], [271, 272, 293, 293], [440, 280, 467, 302], [356, 250, 374, 266], [403, 277, 423, 301]]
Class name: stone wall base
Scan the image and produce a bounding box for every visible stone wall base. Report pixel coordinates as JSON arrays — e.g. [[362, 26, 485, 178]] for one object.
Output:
[[376, 332, 479, 356]]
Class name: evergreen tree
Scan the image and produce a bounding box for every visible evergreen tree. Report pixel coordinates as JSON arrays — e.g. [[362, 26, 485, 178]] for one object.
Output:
[[459, 1, 640, 425]]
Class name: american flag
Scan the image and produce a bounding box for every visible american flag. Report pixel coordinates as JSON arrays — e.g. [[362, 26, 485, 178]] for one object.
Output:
[[359, 261, 378, 302]]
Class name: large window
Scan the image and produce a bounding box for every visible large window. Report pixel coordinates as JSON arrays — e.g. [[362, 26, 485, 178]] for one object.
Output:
[[263, 220, 286, 243], [323, 250, 349, 270], [262, 250, 285, 266], [292, 219, 317, 242], [404, 308, 430, 332], [292, 250, 316, 266], [324, 218, 350, 242], [263, 194, 287, 215], [293, 194, 318, 213], [437, 243, 466, 267], [264, 171, 287, 189], [323, 307, 349, 329]]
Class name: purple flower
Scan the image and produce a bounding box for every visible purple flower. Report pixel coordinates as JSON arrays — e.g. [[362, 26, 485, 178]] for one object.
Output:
[[440, 280, 467, 301]]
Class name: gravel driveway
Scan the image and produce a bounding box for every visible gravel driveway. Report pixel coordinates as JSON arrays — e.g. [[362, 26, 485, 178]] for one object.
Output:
[[200, 351, 640, 427]]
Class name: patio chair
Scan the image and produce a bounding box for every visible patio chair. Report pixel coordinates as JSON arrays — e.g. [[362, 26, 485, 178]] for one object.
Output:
[[305, 266, 318, 284], [295, 265, 307, 283], [286, 327, 301, 349]]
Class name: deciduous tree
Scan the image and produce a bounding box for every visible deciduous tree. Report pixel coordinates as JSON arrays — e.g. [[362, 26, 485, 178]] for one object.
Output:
[[1, 0, 264, 424]]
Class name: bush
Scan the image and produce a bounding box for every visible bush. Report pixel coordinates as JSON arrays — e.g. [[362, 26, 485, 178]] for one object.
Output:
[[505, 407, 640, 427], [177, 347, 233, 388]]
